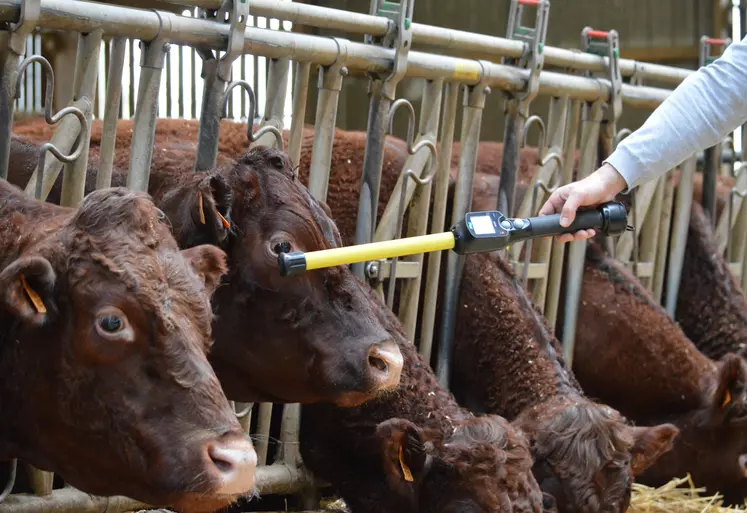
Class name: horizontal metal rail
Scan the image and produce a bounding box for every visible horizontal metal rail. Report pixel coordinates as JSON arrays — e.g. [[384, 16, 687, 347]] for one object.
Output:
[[114, 0, 693, 86], [0, 0, 672, 109], [0, 464, 314, 513]]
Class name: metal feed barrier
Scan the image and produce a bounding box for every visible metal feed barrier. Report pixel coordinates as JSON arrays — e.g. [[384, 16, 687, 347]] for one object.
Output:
[[0, 0, 746, 510]]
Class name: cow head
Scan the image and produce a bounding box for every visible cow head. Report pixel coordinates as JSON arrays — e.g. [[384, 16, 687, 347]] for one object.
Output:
[[0, 187, 256, 512], [156, 146, 403, 407]]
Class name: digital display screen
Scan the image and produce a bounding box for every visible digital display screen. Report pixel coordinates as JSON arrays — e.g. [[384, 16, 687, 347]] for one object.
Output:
[[470, 214, 496, 235]]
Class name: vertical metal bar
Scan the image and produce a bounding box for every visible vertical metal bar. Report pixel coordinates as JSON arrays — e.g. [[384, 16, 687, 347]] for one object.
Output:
[[529, 95, 569, 308], [664, 157, 696, 316], [0, 33, 19, 180], [308, 51, 347, 201], [98, 36, 126, 190], [127, 36, 169, 193], [287, 60, 310, 167], [436, 81, 490, 387], [251, 56, 290, 148], [497, 103, 524, 217], [194, 56, 227, 172], [545, 98, 582, 330], [352, 80, 393, 280], [178, 43, 185, 118], [652, 176, 675, 302], [398, 79, 443, 339], [190, 46, 197, 119], [561, 98, 604, 366], [255, 402, 273, 467], [61, 30, 102, 208], [703, 143, 721, 225], [128, 38, 135, 116], [418, 81, 458, 363], [637, 175, 665, 290], [165, 45, 172, 116]]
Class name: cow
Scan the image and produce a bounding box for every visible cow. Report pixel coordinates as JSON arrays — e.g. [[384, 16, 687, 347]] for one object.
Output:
[[0, 179, 256, 513]]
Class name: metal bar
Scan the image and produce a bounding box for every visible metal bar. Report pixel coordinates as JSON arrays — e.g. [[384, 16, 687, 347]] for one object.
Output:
[[652, 177, 675, 302], [251, 56, 290, 149], [97, 36, 126, 190], [0, 2, 673, 110], [436, 81, 490, 387], [307, 41, 347, 202], [529, 96, 569, 309], [127, 33, 168, 193], [59, 30, 101, 208], [137, 0, 693, 86], [561, 98, 604, 366], [664, 156, 696, 317], [287, 60, 310, 168], [254, 402, 273, 466], [278, 403, 301, 466], [194, 56, 227, 171], [398, 79, 443, 340], [637, 176, 665, 290], [351, 82, 394, 280], [545, 98, 581, 330], [0, 464, 311, 513], [703, 144, 721, 225], [418, 81, 458, 363]]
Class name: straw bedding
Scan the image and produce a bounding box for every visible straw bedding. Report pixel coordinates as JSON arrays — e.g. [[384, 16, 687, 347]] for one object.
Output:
[[628, 476, 747, 513]]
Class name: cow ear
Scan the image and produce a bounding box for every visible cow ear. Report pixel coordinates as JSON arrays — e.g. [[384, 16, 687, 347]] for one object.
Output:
[[160, 174, 234, 248], [193, 174, 233, 245], [0, 256, 57, 326], [629, 423, 678, 475], [376, 418, 429, 491], [711, 354, 747, 421], [181, 245, 229, 296]]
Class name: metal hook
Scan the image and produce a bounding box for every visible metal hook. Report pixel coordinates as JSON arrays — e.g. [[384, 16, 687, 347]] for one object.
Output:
[[223, 80, 285, 151], [384, 98, 439, 308], [15, 55, 89, 201], [521, 115, 547, 159], [613, 128, 632, 152], [0, 459, 17, 503]]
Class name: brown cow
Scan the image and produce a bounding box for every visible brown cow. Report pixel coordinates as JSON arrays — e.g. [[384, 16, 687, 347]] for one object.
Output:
[[0, 179, 256, 512], [574, 241, 747, 505], [452, 250, 678, 513], [6, 139, 404, 406], [300, 284, 547, 513]]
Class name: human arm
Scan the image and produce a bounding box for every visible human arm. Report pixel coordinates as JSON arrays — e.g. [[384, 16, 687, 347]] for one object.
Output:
[[540, 35, 747, 242]]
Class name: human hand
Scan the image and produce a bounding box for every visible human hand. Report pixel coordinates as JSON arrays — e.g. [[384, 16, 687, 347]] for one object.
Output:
[[538, 163, 628, 243]]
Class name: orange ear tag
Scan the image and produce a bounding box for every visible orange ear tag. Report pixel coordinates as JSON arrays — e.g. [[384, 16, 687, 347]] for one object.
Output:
[[399, 445, 414, 482], [217, 212, 230, 229], [198, 192, 207, 225], [20, 275, 46, 314], [722, 389, 732, 409]]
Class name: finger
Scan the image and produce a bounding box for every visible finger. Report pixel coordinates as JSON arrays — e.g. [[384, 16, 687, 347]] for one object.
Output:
[[556, 233, 574, 244], [560, 190, 586, 227], [539, 187, 569, 216]]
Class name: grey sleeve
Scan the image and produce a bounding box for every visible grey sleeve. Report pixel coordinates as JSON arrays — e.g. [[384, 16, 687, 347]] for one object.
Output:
[[604, 35, 747, 191]]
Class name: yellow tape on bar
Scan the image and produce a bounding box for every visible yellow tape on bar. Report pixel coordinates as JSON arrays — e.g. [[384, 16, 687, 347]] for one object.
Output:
[[304, 232, 456, 271]]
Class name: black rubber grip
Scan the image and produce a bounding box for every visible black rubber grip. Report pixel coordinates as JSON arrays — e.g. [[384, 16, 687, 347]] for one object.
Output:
[[528, 208, 604, 237]]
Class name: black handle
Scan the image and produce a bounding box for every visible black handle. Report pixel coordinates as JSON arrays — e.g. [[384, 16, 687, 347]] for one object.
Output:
[[526, 202, 628, 237]]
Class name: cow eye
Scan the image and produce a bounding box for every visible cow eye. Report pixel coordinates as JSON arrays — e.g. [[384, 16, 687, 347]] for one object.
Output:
[[98, 316, 123, 333], [273, 241, 292, 254]]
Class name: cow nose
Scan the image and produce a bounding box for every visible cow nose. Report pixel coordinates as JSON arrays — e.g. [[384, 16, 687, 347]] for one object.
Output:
[[367, 339, 404, 392], [205, 435, 257, 495]]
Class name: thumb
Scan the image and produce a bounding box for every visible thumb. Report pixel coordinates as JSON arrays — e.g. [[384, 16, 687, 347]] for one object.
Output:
[[559, 189, 586, 227]]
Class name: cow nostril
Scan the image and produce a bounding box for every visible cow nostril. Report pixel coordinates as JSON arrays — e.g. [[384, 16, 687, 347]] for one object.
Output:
[[369, 354, 388, 372], [205, 436, 257, 495]]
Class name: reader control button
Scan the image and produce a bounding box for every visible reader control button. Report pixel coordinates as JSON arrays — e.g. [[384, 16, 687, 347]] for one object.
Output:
[[499, 219, 512, 230], [512, 218, 528, 229]]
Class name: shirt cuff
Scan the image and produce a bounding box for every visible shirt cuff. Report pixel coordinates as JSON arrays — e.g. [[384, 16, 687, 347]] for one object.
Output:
[[603, 145, 644, 193]]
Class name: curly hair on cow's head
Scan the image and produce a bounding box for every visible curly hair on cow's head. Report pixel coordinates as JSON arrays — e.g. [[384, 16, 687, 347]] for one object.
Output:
[[519, 397, 636, 513]]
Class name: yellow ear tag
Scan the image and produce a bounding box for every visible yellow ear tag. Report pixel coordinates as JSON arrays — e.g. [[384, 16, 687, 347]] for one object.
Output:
[[20, 275, 46, 314], [722, 389, 732, 408], [217, 212, 231, 229], [399, 445, 414, 482], [198, 192, 207, 225]]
